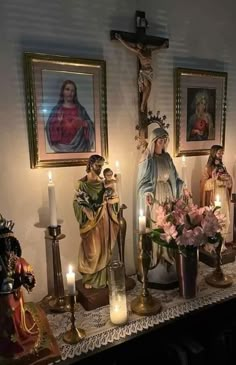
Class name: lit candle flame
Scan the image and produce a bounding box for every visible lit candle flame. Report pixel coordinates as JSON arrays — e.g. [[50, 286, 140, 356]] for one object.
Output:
[[115, 160, 120, 173], [48, 170, 52, 183]]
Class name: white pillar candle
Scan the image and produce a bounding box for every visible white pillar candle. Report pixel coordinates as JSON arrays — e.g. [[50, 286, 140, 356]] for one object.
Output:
[[110, 294, 128, 325], [66, 265, 76, 295], [214, 194, 222, 208], [138, 209, 146, 233], [48, 171, 57, 227], [115, 160, 123, 205]]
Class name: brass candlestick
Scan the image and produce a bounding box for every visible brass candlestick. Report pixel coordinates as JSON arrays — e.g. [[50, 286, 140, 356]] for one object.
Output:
[[47, 225, 68, 312], [117, 204, 127, 264], [117, 204, 136, 290], [63, 294, 86, 344], [131, 231, 162, 316], [205, 237, 233, 288]]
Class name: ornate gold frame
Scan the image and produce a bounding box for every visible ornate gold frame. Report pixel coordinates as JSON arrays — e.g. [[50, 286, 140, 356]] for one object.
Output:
[[24, 53, 108, 168], [174, 68, 227, 157]]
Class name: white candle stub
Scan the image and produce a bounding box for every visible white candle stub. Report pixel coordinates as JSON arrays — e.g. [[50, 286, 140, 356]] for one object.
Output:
[[115, 160, 120, 173], [66, 265, 76, 295], [115, 160, 123, 205], [181, 155, 186, 166], [48, 171, 57, 227]]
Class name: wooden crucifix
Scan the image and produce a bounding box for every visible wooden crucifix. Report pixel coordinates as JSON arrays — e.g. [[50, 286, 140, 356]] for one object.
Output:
[[111, 10, 169, 136]]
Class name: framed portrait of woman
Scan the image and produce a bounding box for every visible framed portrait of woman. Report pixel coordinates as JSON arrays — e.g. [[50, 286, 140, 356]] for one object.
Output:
[[24, 53, 108, 168], [174, 68, 227, 157]]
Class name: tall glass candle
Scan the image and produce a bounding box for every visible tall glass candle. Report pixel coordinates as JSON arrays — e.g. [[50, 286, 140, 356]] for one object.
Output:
[[48, 171, 57, 227], [108, 260, 128, 325]]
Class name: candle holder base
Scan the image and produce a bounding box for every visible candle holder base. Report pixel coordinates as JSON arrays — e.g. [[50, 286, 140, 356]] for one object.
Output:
[[205, 271, 233, 288], [205, 237, 233, 288], [131, 293, 162, 316], [48, 296, 70, 313], [63, 327, 86, 344]]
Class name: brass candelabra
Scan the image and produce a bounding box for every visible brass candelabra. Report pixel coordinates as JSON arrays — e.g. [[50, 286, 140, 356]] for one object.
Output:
[[131, 230, 162, 316], [117, 204, 127, 264], [63, 294, 86, 344]]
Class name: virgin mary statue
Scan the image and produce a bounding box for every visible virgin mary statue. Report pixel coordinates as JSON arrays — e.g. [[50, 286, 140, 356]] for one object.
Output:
[[137, 127, 184, 288]]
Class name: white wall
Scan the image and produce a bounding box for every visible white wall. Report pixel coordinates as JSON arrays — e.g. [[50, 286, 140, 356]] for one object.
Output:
[[1, 0, 236, 302]]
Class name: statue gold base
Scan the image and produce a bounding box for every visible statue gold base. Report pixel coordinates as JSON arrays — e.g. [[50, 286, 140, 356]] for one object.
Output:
[[131, 293, 161, 316]]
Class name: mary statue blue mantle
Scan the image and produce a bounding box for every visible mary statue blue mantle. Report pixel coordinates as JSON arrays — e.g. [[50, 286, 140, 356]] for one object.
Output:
[[137, 127, 184, 289]]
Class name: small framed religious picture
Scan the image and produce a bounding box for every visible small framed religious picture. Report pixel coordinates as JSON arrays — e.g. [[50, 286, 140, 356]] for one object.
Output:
[[24, 52, 108, 168], [174, 67, 227, 157]]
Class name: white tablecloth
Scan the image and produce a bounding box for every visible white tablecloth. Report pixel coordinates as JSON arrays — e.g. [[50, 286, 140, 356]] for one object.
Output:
[[47, 261, 236, 362]]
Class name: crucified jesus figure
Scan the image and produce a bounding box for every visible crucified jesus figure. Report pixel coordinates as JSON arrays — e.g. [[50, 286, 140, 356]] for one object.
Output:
[[115, 33, 168, 113]]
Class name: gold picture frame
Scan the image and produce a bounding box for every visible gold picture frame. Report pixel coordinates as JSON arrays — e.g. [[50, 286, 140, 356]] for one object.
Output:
[[174, 68, 227, 157], [24, 52, 108, 168]]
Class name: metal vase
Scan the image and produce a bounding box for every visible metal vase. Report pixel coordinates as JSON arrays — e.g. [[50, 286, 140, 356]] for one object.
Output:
[[176, 248, 198, 299]]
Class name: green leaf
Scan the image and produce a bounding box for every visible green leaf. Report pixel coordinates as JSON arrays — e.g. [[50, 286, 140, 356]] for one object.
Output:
[[150, 230, 177, 250]]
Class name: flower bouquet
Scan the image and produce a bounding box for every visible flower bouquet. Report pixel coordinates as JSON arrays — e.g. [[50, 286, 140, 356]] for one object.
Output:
[[150, 198, 225, 255], [150, 198, 226, 297]]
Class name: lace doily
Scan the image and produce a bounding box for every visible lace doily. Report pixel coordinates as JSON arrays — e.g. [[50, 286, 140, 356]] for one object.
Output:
[[47, 261, 236, 363]]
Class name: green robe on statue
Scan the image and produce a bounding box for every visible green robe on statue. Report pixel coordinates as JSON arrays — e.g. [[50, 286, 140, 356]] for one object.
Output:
[[73, 177, 119, 288]]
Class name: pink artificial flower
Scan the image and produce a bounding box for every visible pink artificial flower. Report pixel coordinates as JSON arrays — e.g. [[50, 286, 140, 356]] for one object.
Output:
[[172, 208, 185, 225], [214, 209, 226, 230], [175, 199, 186, 211], [160, 221, 178, 243], [176, 226, 206, 247], [201, 211, 221, 237], [154, 204, 167, 227], [186, 210, 203, 228]]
